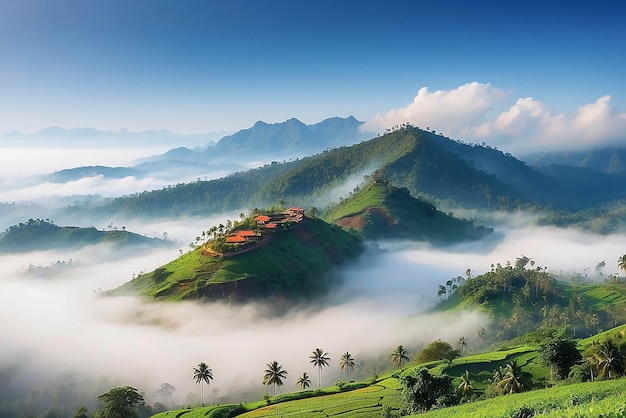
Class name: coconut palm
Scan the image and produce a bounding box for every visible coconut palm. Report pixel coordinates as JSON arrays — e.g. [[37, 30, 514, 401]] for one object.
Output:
[[595, 340, 625, 379], [618, 254, 626, 276], [339, 352, 355, 381], [193, 362, 213, 406], [297, 372, 311, 390], [391, 345, 409, 368], [263, 361, 287, 414], [457, 370, 473, 394], [457, 336, 467, 353], [309, 348, 331, 389], [496, 360, 532, 394], [263, 361, 288, 396]]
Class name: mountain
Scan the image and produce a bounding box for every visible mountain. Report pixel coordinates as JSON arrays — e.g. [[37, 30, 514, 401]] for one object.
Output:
[[324, 178, 494, 244], [45, 165, 147, 182], [110, 215, 363, 303], [525, 146, 626, 176], [58, 126, 626, 223], [141, 116, 371, 164], [0, 218, 172, 253]]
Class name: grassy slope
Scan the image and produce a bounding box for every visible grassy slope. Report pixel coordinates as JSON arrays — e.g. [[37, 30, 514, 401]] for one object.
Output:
[[150, 323, 626, 418], [112, 217, 363, 301], [324, 180, 492, 244]]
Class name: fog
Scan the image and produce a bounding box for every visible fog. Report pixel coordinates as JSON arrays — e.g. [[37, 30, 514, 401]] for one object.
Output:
[[2, 208, 625, 412]]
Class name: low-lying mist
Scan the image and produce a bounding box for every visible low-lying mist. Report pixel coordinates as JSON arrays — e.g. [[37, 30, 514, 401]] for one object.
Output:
[[1, 213, 625, 413]]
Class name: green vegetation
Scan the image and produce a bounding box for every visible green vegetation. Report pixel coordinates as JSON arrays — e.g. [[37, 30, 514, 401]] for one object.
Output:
[[436, 256, 626, 340], [0, 218, 169, 253], [324, 178, 493, 244], [110, 215, 363, 302], [61, 127, 626, 234]]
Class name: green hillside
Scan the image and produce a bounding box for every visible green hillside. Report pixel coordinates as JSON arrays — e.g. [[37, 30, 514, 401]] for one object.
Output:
[[435, 256, 626, 340], [0, 218, 169, 253], [150, 322, 626, 418], [110, 216, 363, 302], [324, 178, 493, 244], [60, 126, 626, 225]]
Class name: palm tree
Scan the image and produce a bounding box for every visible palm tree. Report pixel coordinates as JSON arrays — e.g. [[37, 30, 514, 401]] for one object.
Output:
[[457, 336, 467, 353], [263, 361, 288, 396], [618, 254, 626, 276], [297, 372, 311, 390], [193, 362, 213, 406], [339, 352, 355, 381], [309, 348, 330, 389], [457, 370, 473, 394], [263, 361, 287, 414], [391, 345, 409, 368], [496, 360, 532, 394], [595, 340, 625, 379]]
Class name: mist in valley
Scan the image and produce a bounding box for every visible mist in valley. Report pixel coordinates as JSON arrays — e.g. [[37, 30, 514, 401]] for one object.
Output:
[[1, 137, 625, 415], [2, 202, 625, 413]]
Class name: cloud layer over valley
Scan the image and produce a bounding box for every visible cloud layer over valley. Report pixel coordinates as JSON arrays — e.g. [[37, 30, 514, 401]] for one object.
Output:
[[2, 212, 625, 409]]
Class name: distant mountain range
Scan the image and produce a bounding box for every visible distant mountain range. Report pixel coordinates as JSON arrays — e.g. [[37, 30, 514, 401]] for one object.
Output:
[[56, 126, 626, 224], [138, 115, 371, 165], [37, 116, 370, 183]]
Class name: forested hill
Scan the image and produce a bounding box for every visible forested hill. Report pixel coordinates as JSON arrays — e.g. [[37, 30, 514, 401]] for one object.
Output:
[[436, 256, 626, 340], [324, 179, 494, 244], [60, 127, 626, 220], [0, 219, 171, 253]]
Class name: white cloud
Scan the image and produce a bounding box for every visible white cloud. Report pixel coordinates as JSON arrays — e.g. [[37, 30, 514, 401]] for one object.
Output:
[[364, 82, 505, 134], [367, 83, 626, 154]]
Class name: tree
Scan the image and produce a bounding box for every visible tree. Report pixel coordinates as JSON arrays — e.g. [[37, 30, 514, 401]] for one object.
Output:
[[414, 339, 459, 364], [73, 406, 90, 418], [391, 345, 409, 368], [263, 361, 288, 414], [193, 362, 213, 406], [400, 368, 457, 414], [309, 348, 330, 389], [297, 372, 311, 390], [152, 267, 167, 297], [618, 254, 626, 276], [457, 336, 467, 353], [457, 370, 473, 395], [496, 360, 532, 394], [97, 386, 146, 418], [539, 335, 582, 380], [154, 383, 176, 406], [476, 327, 486, 340], [592, 339, 625, 379], [339, 352, 355, 381]]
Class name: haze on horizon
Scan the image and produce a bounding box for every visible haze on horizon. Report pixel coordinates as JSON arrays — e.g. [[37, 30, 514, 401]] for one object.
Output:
[[1, 1, 626, 416]]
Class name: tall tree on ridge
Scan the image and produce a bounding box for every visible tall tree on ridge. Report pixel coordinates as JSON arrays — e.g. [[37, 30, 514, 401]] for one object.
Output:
[[339, 352, 355, 381], [193, 362, 213, 406], [391, 345, 409, 369], [309, 348, 330, 389], [263, 361, 288, 414], [297, 372, 311, 390], [618, 254, 626, 276]]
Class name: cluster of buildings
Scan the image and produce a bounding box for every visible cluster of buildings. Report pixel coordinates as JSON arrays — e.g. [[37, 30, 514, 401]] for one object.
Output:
[[225, 207, 305, 245]]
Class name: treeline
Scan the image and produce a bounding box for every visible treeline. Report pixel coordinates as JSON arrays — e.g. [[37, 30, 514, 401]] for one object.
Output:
[[442, 256, 626, 340]]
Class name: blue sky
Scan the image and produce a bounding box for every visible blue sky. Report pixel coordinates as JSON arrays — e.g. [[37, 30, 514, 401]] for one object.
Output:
[[1, 0, 625, 152]]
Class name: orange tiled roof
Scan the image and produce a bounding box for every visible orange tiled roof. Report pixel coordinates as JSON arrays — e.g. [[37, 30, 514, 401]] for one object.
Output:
[[254, 215, 270, 222], [237, 230, 255, 237], [226, 236, 247, 243], [265, 223, 277, 229]]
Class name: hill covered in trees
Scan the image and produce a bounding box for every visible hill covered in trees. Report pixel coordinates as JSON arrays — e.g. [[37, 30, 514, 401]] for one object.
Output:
[[323, 178, 494, 244], [0, 218, 171, 253], [59, 126, 626, 228], [110, 213, 364, 303], [435, 255, 626, 340]]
